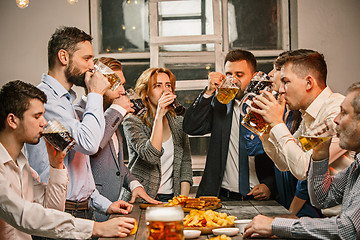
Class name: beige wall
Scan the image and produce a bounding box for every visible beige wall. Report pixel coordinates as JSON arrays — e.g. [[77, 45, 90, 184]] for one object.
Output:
[[296, 0, 360, 94], [0, 0, 89, 94], [0, 0, 359, 95]]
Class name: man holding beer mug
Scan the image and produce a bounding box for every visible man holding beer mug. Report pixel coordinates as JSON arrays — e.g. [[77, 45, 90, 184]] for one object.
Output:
[[24, 27, 135, 225], [243, 82, 360, 239], [0, 80, 135, 239], [74, 57, 161, 222], [250, 49, 352, 181], [183, 49, 277, 201]]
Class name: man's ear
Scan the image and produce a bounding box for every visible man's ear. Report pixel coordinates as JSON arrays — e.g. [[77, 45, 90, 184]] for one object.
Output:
[[58, 49, 69, 66], [7, 113, 18, 130], [305, 75, 315, 91]]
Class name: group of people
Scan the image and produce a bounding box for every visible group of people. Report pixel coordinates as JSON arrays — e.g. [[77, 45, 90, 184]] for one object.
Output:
[[0, 25, 359, 240]]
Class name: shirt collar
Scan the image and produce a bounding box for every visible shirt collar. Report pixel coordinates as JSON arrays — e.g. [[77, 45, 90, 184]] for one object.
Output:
[[0, 143, 27, 169], [42, 74, 77, 102], [300, 86, 333, 119]]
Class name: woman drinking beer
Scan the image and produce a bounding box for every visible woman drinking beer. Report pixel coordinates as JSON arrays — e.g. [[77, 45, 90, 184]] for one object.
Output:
[[120, 68, 193, 202]]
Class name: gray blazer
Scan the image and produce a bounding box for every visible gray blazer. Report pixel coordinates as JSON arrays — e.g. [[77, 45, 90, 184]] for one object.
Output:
[[120, 113, 193, 202], [75, 98, 137, 221]]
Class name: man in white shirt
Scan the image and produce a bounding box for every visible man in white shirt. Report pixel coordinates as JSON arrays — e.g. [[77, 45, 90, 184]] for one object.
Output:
[[0, 80, 135, 239], [251, 49, 351, 180]]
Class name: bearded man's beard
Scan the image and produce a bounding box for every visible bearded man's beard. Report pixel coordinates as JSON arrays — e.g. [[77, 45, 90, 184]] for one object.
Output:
[[65, 62, 87, 88]]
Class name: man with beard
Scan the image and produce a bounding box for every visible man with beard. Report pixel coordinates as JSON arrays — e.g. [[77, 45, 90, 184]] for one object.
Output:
[[25, 27, 134, 224], [183, 49, 277, 201], [74, 57, 161, 222], [243, 82, 360, 239]]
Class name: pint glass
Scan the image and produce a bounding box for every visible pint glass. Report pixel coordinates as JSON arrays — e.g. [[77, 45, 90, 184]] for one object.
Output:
[[298, 119, 336, 151], [42, 119, 75, 153], [146, 206, 184, 240], [94, 61, 121, 91], [216, 75, 239, 104], [239, 71, 277, 136]]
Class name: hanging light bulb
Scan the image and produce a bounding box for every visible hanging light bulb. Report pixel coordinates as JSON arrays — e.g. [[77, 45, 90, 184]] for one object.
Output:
[[16, 0, 29, 9], [67, 0, 78, 5]]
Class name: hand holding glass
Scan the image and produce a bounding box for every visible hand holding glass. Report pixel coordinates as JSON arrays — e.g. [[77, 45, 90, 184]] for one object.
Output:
[[298, 119, 336, 151], [239, 72, 277, 136], [42, 119, 75, 153]]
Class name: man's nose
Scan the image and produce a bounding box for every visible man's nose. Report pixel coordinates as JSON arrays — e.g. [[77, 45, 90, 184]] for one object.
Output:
[[41, 117, 47, 127], [89, 59, 95, 70], [279, 83, 285, 94]]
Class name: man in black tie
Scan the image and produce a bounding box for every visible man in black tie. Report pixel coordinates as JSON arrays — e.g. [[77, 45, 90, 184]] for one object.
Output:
[[183, 49, 277, 201]]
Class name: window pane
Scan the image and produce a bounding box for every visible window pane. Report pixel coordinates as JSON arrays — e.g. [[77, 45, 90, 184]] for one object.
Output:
[[167, 63, 215, 80], [228, 0, 282, 50], [100, 0, 149, 53], [158, 0, 214, 37]]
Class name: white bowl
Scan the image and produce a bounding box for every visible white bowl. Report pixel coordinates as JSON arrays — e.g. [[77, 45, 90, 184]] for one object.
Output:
[[212, 227, 239, 236], [234, 219, 252, 234], [184, 230, 201, 239]]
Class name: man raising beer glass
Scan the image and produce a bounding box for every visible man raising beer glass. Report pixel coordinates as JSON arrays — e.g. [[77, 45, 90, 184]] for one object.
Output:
[[183, 49, 277, 201]]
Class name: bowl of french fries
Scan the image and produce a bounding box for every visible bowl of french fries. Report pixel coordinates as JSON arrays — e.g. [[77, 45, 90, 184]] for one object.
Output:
[[183, 209, 235, 234]]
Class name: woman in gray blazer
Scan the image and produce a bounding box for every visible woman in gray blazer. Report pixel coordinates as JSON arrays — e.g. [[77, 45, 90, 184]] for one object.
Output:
[[120, 68, 193, 202]]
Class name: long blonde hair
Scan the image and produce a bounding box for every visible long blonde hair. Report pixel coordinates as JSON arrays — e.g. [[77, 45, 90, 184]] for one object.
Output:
[[134, 68, 176, 128]]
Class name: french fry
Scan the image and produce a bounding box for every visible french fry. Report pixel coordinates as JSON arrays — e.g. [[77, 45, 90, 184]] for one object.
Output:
[[183, 209, 235, 228]]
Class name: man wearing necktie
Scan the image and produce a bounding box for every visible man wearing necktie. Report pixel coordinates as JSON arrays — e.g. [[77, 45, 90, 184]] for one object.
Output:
[[183, 49, 277, 201]]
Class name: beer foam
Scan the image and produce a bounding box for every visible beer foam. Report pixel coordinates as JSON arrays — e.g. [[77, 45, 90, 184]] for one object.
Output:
[[146, 206, 184, 221]]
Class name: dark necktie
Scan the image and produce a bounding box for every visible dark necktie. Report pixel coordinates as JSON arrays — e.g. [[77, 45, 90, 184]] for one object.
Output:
[[239, 116, 250, 196]]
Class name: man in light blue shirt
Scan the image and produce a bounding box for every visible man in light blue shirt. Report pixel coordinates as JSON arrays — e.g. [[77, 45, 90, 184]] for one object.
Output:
[[25, 26, 133, 222]]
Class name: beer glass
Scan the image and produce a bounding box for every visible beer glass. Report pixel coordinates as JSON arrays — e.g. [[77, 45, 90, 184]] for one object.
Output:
[[298, 119, 336, 151], [42, 119, 75, 153], [171, 98, 185, 116], [239, 72, 278, 136], [216, 75, 239, 104], [146, 206, 184, 240], [94, 61, 121, 91], [126, 88, 147, 117]]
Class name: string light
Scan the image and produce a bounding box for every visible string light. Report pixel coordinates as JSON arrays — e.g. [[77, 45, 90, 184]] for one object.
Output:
[[16, 0, 29, 9], [67, 0, 78, 5]]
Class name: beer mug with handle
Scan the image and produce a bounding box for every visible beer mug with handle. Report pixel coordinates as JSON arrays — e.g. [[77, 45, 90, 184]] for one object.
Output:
[[216, 75, 239, 104], [94, 61, 121, 91], [298, 119, 336, 151], [239, 71, 277, 136]]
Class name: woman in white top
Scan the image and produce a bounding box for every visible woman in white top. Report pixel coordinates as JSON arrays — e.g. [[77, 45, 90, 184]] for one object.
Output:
[[120, 68, 193, 202]]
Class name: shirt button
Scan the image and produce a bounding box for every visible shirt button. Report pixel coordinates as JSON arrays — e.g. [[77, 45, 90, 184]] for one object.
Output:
[[116, 171, 120, 176]]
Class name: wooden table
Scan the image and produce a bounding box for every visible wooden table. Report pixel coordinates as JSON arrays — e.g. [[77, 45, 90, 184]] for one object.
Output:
[[101, 200, 294, 240]]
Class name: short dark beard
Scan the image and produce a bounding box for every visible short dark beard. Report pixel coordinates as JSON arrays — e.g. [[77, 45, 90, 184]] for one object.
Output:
[[65, 59, 86, 88]]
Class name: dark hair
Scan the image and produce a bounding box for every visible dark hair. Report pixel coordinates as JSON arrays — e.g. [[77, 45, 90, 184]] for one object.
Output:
[[278, 49, 327, 85], [48, 26, 92, 70], [0, 80, 47, 131], [224, 49, 257, 72], [274, 51, 291, 71], [346, 82, 360, 118]]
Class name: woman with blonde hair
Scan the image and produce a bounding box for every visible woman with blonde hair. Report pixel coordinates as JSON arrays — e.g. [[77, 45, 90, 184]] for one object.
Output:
[[120, 68, 193, 202]]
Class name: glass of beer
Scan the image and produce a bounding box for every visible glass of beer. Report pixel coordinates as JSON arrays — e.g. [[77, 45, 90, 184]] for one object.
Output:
[[216, 75, 239, 104], [126, 88, 147, 117], [239, 72, 276, 136], [298, 119, 336, 151], [243, 71, 272, 95], [94, 61, 121, 91], [146, 206, 184, 240], [42, 119, 75, 153]]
